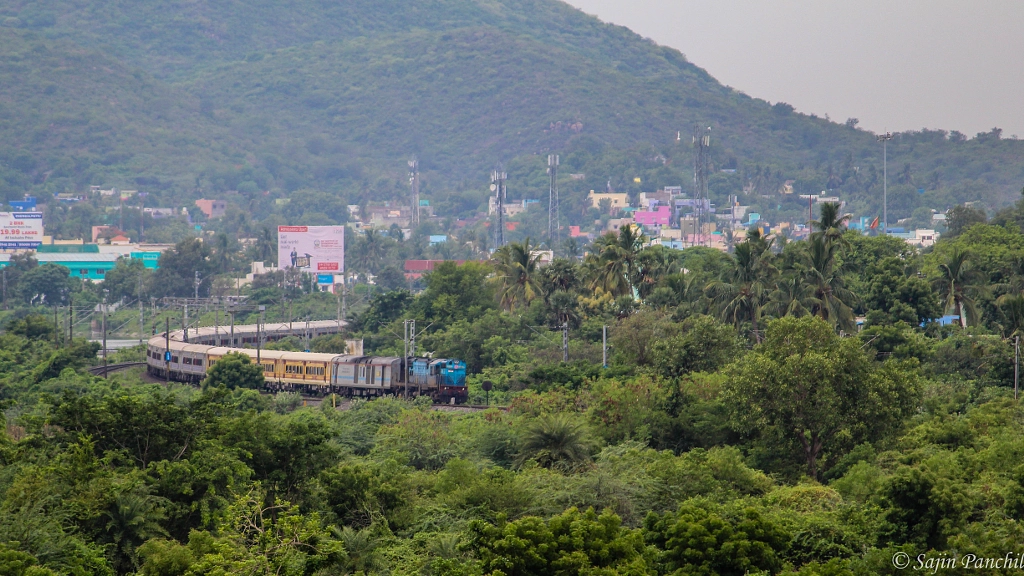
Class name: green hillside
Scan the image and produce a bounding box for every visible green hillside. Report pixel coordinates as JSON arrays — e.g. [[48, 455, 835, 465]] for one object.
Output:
[[0, 0, 1021, 227]]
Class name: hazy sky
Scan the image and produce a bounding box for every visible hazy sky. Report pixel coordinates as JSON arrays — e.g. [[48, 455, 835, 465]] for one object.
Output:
[[564, 0, 1024, 138]]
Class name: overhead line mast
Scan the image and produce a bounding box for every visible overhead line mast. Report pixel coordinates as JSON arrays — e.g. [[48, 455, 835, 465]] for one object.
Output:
[[548, 154, 560, 250], [492, 166, 507, 249], [408, 157, 420, 227], [693, 125, 711, 248]]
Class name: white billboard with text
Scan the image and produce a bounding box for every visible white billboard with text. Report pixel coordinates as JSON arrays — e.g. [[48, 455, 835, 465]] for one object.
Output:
[[0, 212, 44, 249], [277, 225, 345, 274]]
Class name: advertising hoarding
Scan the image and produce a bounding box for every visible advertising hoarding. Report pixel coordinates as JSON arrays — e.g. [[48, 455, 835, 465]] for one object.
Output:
[[0, 212, 44, 249], [277, 226, 345, 274]]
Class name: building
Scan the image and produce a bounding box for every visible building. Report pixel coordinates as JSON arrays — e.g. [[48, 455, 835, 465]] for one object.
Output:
[[0, 253, 119, 280], [638, 191, 673, 210], [194, 199, 227, 219], [587, 191, 630, 212], [604, 218, 635, 233], [889, 229, 939, 248], [144, 208, 176, 219], [404, 259, 471, 281], [365, 204, 413, 228], [487, 198, 537, 217], [680, 217, 717, 236], [634, 206, 672, 229]]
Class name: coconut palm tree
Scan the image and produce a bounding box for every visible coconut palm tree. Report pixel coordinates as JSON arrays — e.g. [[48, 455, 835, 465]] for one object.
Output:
[[634, 247, 673, 300], [492, 238, 543, 312], [997, 293, 1024, 339], [705, 239, 776, 341], [586, 226, 646, 298], [810, 202, 852, 247], [803, 237, 858, 332], [562, 237, 582, 261], [933, 248, 985, 328], [515, 414, 592, 471], [254, 226, 276, 263], [356, 228, 389, 274], [765, 273, 818, 318]]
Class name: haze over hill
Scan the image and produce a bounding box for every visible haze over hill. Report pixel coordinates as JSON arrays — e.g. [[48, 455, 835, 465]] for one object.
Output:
[[0, 0, 1021, 227]]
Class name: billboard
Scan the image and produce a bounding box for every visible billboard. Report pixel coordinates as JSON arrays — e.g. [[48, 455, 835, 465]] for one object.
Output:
[[0, 212, 43, 249], [277, 226, 345, 274]]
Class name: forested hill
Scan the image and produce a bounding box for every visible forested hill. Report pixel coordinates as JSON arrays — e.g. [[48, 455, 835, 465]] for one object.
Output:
[[1, 0, 1022, 223]]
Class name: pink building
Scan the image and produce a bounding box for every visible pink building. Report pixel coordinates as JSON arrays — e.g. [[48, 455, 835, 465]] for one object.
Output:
[[633, 206, 671, 227]]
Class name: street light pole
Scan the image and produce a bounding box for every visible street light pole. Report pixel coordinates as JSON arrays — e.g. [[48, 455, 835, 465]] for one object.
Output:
[[877, 131, 893, 233]]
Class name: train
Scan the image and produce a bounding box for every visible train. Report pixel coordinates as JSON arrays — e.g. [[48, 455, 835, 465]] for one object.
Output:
[[145, 320, 468, 403]]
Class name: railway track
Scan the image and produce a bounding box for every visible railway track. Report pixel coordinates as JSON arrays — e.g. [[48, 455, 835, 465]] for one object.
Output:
[[87, 362, 147, 376]]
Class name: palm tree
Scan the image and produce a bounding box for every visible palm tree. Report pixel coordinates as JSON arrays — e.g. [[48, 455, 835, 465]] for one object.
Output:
[[356, 228, 389, 274], [548, 290, 580, 328], [810, 202, 852, 247], [332, 526, 383, 574], [765, 273, 817, 318], [586, 226, 646, 298], [542, 259, 581, 295], [997, 294, 1024, 339], [705, 239, 776, 341], [803, 237, 858, 332], [515, 414, 592, 471], [634, 247, 674, 301], [213, 232, 232, 271], [562, 237, 582, 260], [492, 238, 543, 311], [662, 269, 706, 315], [254, 226, 275, 263], [933, 248, 986, 328], [104, 490, 168, 572]]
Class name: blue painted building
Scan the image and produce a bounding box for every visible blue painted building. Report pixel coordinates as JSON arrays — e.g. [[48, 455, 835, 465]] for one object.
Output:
[[0, 251, 161, 280]]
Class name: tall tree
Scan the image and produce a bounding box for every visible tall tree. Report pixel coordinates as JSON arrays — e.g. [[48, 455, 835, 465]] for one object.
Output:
[[803, 237, 858, 332], [17, 263, 72, 306], [810, 202, 851, 247], [997, 293, 1024, 339], [705, 238, 776, 341], [354, 228, 391, 274], [724, 316, 921, 479], [764, 273, 816, 319], [153, 238, 214, 298], [585, 226, 646, 298], [492, 238, 543, 312], [932, 248, 985, 327]]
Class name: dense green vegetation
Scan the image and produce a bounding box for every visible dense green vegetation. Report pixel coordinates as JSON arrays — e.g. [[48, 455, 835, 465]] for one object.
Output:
[[6, 203, 1024, 573], [0, 0, 1021, 235]]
